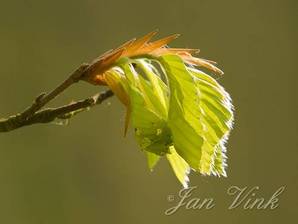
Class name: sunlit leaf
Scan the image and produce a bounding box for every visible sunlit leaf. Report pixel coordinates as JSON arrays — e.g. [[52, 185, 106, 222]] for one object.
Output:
[[84, 31, 234, 187]]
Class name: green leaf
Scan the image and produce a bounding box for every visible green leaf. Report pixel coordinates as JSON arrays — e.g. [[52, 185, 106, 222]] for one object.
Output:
[[146, 151, 161, 171], [111, 54, 234, 185], [159, 55, 205, 170], [190, 68, 233, 175], [159, 55, 233, 175], [121, 63, 171, 155], [166, 146, 190, 188]]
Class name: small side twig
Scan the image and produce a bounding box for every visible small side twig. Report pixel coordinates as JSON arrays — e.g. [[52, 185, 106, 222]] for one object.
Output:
[[20, 63, 90, 119], [0, 60, 116, 133], [0, 90, 114, 132]]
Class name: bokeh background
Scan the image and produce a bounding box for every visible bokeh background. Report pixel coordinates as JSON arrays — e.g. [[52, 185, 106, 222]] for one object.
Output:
[[0, 0, 297, 223]]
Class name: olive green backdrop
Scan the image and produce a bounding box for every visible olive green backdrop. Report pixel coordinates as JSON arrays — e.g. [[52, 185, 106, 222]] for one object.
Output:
[[0, 0, 297, 223]]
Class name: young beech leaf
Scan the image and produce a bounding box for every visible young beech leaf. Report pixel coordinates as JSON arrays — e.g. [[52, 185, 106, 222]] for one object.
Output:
[[166, 146, 190, 188], [121, 63, 172, 156], [83, 31, 234, 187], [146, 151, 161, 171]]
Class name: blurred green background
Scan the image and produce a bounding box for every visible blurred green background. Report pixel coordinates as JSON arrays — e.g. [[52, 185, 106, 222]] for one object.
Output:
[[0, 0, 297, 223]]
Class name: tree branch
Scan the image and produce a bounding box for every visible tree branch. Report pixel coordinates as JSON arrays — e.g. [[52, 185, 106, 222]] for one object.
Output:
[[0, 90, 114, 132], [20, 63, 90, 119], [0, 62, 114, 133]]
